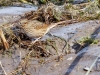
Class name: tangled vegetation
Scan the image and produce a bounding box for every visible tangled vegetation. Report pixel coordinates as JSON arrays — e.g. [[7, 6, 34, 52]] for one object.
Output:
[[0, 0, 100, 75]]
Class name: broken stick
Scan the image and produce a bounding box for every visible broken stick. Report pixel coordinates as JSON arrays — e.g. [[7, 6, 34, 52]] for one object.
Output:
[[0, 29, 9, 50]]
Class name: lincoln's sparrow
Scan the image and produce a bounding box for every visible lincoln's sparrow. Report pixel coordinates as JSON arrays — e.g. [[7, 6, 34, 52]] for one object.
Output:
[[17, 19, 68, 38]]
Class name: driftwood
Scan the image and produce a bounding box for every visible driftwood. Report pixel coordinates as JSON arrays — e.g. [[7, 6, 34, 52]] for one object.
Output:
[[0, 29, 9, 50]]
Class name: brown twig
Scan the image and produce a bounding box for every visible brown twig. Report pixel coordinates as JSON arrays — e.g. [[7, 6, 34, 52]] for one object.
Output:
[[0, 29, 9, 50]]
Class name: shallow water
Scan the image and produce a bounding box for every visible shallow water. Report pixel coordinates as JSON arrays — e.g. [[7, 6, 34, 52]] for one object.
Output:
[[0, 6, 37, 15], [0, 6, 38, 25]]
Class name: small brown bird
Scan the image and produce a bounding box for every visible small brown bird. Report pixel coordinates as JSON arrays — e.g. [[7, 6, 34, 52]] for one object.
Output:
[[18, 19, 69, 39]]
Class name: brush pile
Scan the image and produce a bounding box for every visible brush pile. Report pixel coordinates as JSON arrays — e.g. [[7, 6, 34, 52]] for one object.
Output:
[[0, 0, 100, 57]]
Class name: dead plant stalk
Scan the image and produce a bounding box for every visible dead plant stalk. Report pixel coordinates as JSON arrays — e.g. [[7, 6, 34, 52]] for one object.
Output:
[[0, 29, 9, 50]]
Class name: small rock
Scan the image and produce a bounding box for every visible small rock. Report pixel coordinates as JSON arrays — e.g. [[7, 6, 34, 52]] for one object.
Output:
[[67, 57, 73, 60], [83, 66, 92, 72]]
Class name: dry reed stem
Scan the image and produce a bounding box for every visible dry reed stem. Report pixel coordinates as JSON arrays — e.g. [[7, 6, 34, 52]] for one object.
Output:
[[0, 29, 9, 50], [0, 61, 7, 75]]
